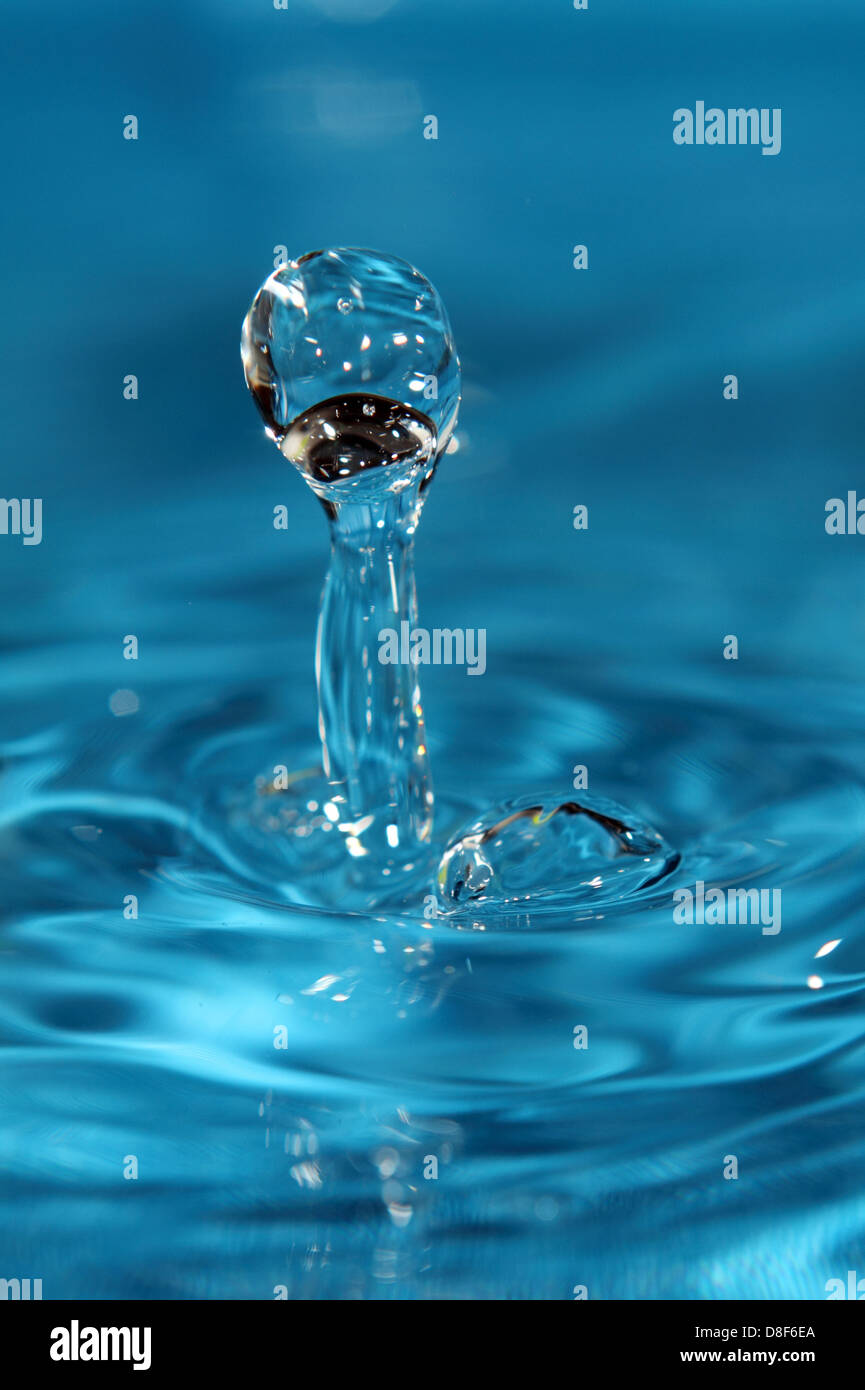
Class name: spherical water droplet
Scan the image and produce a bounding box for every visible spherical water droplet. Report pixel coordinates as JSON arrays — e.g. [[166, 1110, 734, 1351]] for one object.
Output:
[[241, 248, 461, 492]]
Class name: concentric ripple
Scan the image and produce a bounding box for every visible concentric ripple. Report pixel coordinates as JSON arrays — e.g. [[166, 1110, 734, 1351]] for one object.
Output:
[[1, 665, 865, 1299]]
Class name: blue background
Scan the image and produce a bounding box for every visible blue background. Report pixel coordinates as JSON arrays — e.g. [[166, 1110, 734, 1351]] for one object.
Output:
[[3, 0, 864, 685], [2, 0, 865, 1302]]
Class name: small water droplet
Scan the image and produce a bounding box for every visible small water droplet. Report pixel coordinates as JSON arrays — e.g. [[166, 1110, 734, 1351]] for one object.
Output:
[[109, 688, 139, 717], [337, 297, 353, 314]]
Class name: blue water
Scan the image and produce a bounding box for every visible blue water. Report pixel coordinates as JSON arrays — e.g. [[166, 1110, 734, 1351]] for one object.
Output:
[[2, 0, 865, 1299]]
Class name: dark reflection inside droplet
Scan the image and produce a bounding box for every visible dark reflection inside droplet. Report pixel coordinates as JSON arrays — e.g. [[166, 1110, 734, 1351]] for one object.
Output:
[[278, 393, 437, 484]]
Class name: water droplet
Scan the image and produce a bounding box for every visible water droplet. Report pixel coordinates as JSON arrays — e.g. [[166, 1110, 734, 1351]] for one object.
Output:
[[109, 688, 139, 717], [241, 247, 460, 484]]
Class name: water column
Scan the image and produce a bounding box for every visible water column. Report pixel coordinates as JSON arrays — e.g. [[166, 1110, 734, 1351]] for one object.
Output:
[[241, 249, 460, 872]]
